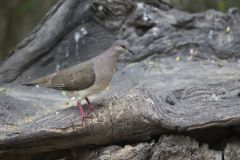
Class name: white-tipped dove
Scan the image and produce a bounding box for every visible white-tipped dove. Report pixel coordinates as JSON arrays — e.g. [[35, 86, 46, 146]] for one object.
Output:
[[23, 40, 134, 121]]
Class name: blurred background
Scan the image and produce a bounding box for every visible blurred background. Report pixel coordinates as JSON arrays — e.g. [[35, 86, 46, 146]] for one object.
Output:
[[0, 0, 57, 60], [0, 0, 239, 60]]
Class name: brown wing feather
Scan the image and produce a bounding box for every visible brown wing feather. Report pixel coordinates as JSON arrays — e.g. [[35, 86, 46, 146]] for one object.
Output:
[[23, 62, 96, 91]]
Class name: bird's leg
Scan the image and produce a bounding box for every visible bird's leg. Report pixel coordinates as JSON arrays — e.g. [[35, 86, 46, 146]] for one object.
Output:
[[85, 97, 95, 114], [77, 100, 86, 122]]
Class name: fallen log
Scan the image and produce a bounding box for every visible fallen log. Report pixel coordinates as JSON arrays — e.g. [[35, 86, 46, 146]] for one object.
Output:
[[1, 0, 240, 159]]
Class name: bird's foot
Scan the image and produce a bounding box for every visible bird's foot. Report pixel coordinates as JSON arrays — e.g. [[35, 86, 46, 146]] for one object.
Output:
[[76, 98, 95, 124], [77, 100, 88, 123], [85, 97, 95, 115]]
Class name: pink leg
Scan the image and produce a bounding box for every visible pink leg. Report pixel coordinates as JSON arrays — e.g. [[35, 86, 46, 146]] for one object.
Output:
[[85, 97, 95, 114], [77, 100, 85, 122]]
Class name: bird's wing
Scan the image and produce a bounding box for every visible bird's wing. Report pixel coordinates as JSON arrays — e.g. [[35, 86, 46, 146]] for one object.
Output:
[[23, 62, 96, 91]]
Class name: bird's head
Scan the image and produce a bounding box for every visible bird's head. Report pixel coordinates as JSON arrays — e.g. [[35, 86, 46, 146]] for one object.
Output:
[[111, 40, 135, 56]]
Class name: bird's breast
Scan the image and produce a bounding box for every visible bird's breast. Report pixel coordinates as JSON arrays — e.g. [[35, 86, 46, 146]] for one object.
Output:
[[77, 56, 117, 99], [93, 60, 116, 90]]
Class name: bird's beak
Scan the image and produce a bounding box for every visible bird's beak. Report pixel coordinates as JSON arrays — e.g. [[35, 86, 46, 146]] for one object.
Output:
[[126, 48, 135, 55]]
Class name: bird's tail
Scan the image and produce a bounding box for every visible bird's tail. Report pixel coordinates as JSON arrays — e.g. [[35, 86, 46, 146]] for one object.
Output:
[[22, 76, 50, 86], [22, 81, 39, 86]]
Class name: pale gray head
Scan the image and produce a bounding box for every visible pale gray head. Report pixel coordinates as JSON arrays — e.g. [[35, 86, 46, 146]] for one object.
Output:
[[111, 40, 134, 56]]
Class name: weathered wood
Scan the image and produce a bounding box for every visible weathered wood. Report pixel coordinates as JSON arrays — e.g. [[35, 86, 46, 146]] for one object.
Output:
[[4, 135, 220, 160], [151, 135, 222, 160], [0, 0, 81, 83], [224, 139, 240, 160], [1, 57, 240, 155], [0, 0, 115, 84], [122, 4, 240, 62], [1, 0, 240, 159], [88, 142, 153, 160]]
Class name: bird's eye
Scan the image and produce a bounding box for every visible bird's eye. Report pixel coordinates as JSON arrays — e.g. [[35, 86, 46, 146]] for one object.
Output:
[[122, 45, 126, 48]]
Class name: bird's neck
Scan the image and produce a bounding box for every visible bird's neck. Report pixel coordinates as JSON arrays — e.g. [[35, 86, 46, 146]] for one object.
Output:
[[100, 49, 118, 73], [107, 48, 120, 61]]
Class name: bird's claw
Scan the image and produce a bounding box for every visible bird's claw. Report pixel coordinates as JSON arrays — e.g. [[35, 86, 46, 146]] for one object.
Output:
[[77, 98, 95, 123]]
